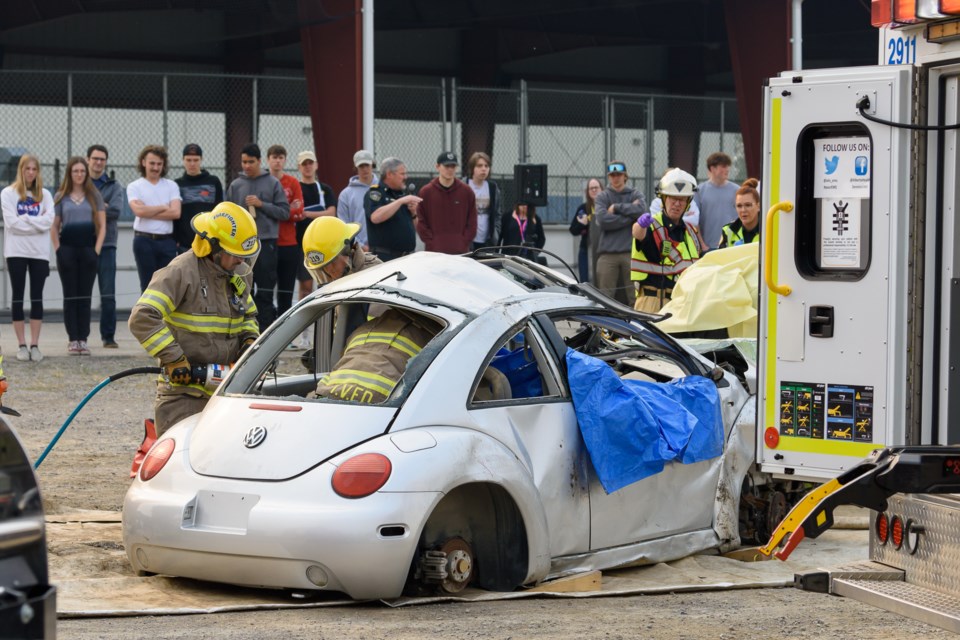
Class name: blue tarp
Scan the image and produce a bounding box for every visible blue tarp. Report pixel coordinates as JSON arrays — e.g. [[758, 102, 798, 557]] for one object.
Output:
[[565, 348, 724, 494]]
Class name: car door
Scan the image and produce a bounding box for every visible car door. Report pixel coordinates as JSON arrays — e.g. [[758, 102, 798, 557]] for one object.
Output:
[[538, 312, 723, 550], [467, 321, 592, 558]]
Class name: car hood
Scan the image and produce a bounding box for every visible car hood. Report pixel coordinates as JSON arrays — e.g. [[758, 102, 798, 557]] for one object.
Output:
[[187, 396, 397, 480]]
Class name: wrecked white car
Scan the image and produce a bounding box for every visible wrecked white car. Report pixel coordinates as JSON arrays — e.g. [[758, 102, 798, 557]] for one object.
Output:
[[122, 252, 756, 600]]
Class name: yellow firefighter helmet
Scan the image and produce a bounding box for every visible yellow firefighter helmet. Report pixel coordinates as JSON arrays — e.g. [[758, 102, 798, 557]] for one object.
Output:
[[190, 201, 260, 258]]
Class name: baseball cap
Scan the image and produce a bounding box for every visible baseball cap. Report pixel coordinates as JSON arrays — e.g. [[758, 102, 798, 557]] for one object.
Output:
[[182, 143, 203, 157], [297, 150, 317, 165], [437, 151, 459, 166], [606, 162, 627, 174], [353, 149, 375, 167]]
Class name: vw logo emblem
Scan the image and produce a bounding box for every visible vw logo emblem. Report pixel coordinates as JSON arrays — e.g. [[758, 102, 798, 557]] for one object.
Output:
[[243, 426, 267, 448]]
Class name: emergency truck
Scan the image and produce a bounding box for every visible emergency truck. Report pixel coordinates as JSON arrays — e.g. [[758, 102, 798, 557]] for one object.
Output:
[[754, 1, 960, 631]]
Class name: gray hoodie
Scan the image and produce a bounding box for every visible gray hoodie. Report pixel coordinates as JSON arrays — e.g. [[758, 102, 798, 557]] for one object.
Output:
[[337, 175, 371, 247], [225, 170, 290, 240], [594, 185, 648, 254]]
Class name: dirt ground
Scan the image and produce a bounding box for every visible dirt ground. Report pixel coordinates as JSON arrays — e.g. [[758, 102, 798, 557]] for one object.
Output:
[[8, 352, 954, 639]]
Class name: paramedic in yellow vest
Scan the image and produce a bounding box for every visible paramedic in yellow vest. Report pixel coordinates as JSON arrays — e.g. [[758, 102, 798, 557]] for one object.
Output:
[[630, 168, 705, 313], [718, 178, 761, 248], [129, 202, 260, 435]]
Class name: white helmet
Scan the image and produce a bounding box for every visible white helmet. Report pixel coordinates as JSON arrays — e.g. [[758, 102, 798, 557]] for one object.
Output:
[[656, 168, 698, 199]]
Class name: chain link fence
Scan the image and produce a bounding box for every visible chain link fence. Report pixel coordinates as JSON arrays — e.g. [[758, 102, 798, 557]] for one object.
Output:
[[0, 69, 742, 222], [0, 69, 742, 310]]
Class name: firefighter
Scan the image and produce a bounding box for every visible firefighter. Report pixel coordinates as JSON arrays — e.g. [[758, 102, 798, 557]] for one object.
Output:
[[129, 201, 260, 435], [630, 168, 705, 313], [301, 216, 381, 286], [314, 307, 442, 404]]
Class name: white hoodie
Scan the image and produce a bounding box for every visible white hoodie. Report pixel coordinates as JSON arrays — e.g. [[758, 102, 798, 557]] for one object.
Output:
[[1, 186, 55, 260]]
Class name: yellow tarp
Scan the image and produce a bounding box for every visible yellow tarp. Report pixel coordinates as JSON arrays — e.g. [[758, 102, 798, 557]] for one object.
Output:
[[657, 243, 759, 338]]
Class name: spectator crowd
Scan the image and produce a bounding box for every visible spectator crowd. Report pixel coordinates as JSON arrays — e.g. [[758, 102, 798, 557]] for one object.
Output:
[[2, 144, 750, 359]]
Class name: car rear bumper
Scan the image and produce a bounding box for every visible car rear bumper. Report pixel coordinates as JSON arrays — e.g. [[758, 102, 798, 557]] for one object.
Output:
[[123, 478, 439, 600]]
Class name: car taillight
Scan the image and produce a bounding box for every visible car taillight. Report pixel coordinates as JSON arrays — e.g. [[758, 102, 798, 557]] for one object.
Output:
[[876, 512, 889, 544], [140, 439, 176, 482], [891, 514, 905, 549], [332, 453, 392, 498]]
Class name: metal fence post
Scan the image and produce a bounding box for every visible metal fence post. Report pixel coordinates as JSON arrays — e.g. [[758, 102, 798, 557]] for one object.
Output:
[[602, 94, 610, 164], [440, 77, 448, 151], [450, 77, 457, 154], [720, 100, 725, 153], [67, 72, 73, 158], [609, 96, 616, 162], [162, 74, 169, 149], [252, 77, 259, 143], [646, 96, 655, 200], [519, 79, 528, 163]]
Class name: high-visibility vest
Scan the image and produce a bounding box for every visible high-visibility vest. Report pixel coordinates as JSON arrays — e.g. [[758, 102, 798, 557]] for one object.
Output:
[[630, 212, 702, 282], [720, 220, 760, 248]]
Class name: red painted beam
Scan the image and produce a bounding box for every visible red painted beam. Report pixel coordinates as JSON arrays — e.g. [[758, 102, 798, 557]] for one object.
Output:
[[724, 0, 792, 178], [299, 0, 363, 196]]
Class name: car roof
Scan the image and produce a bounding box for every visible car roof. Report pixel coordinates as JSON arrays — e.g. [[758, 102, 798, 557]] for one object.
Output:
[[314, 251, 580, 316]]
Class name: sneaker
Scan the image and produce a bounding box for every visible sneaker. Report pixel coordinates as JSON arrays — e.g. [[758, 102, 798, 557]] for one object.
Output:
[[29, 346, 43, 363], [286, 342, 300, 351], [103, 339, 119, 349], [78, 340, 91, 356], [16, 345, 29, 362], [68, 341, 81, 355]]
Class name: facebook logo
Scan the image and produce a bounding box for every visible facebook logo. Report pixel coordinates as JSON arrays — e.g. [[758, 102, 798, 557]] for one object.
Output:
[[854, 156, 868, 176]]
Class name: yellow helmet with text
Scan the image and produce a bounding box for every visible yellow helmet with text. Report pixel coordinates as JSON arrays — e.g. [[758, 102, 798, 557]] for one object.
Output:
[[302, 216, 360, 273], [190, 201, 260, 259]]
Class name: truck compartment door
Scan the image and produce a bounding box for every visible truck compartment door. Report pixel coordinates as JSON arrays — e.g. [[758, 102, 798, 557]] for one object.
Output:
[[759, 66, 912, 480]]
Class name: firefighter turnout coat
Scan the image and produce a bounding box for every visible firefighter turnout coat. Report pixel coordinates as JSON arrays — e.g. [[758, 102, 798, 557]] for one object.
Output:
[[129, 251, 258, 425], [315, 308, 441, 404]]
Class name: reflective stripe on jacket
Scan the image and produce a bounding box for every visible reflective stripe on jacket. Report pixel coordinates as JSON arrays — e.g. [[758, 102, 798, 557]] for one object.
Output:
[[719, 219, 761, 248], [630, 212, 703, 282], [129, 251, 258, 396], [316, 308, 439, 404]]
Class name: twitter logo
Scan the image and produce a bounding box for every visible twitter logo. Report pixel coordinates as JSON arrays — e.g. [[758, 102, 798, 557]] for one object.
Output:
[[824, 155, 839, 175]]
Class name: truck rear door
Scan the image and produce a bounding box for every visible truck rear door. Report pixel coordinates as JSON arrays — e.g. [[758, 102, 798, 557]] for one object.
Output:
[[759, 66, 913, 480]]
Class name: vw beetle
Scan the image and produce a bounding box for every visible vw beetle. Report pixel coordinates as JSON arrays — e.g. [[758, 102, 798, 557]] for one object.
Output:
[[123, 252, 755, 599]]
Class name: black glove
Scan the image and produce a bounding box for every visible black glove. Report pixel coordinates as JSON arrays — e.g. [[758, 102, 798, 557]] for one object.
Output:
[[238, 337, 256, 358], [164, 355, 192, 385]]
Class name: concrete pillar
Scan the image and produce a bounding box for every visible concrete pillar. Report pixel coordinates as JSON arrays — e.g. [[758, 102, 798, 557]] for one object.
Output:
[[299, 0, 363, 193], [724, 0, 792, 178]]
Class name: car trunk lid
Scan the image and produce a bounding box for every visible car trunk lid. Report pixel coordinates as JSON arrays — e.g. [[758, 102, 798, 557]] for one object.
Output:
[[188, 396, 397, 480]]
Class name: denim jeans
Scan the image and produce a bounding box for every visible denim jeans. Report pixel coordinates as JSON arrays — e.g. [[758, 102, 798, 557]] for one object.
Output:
[[98, 246, 117, 340]]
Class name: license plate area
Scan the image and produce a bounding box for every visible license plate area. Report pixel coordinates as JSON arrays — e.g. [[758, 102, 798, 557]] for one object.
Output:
[[182, 491, 259, 533]]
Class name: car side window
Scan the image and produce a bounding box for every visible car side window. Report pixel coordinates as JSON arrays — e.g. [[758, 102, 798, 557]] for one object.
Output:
[[472, 323, 563, 404]]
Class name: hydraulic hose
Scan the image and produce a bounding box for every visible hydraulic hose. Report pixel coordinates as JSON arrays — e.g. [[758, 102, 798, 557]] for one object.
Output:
[[33, 366, 162, 469]]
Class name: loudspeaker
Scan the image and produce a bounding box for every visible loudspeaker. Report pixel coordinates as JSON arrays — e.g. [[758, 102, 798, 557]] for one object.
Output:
[[514, 164, 548, 206]]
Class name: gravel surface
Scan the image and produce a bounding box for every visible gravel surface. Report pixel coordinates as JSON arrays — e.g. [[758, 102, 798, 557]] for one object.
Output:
[[7, 351, 954, 639]]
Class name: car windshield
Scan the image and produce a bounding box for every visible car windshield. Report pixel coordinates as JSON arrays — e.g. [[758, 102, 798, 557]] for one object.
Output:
[[222, 298, 454, 407]]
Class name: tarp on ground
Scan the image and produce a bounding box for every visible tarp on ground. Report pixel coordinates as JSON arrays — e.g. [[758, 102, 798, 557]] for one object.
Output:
[[48, 511, 870, 616], [657, 243, 759, 338], [565, 348, 723, 493]]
